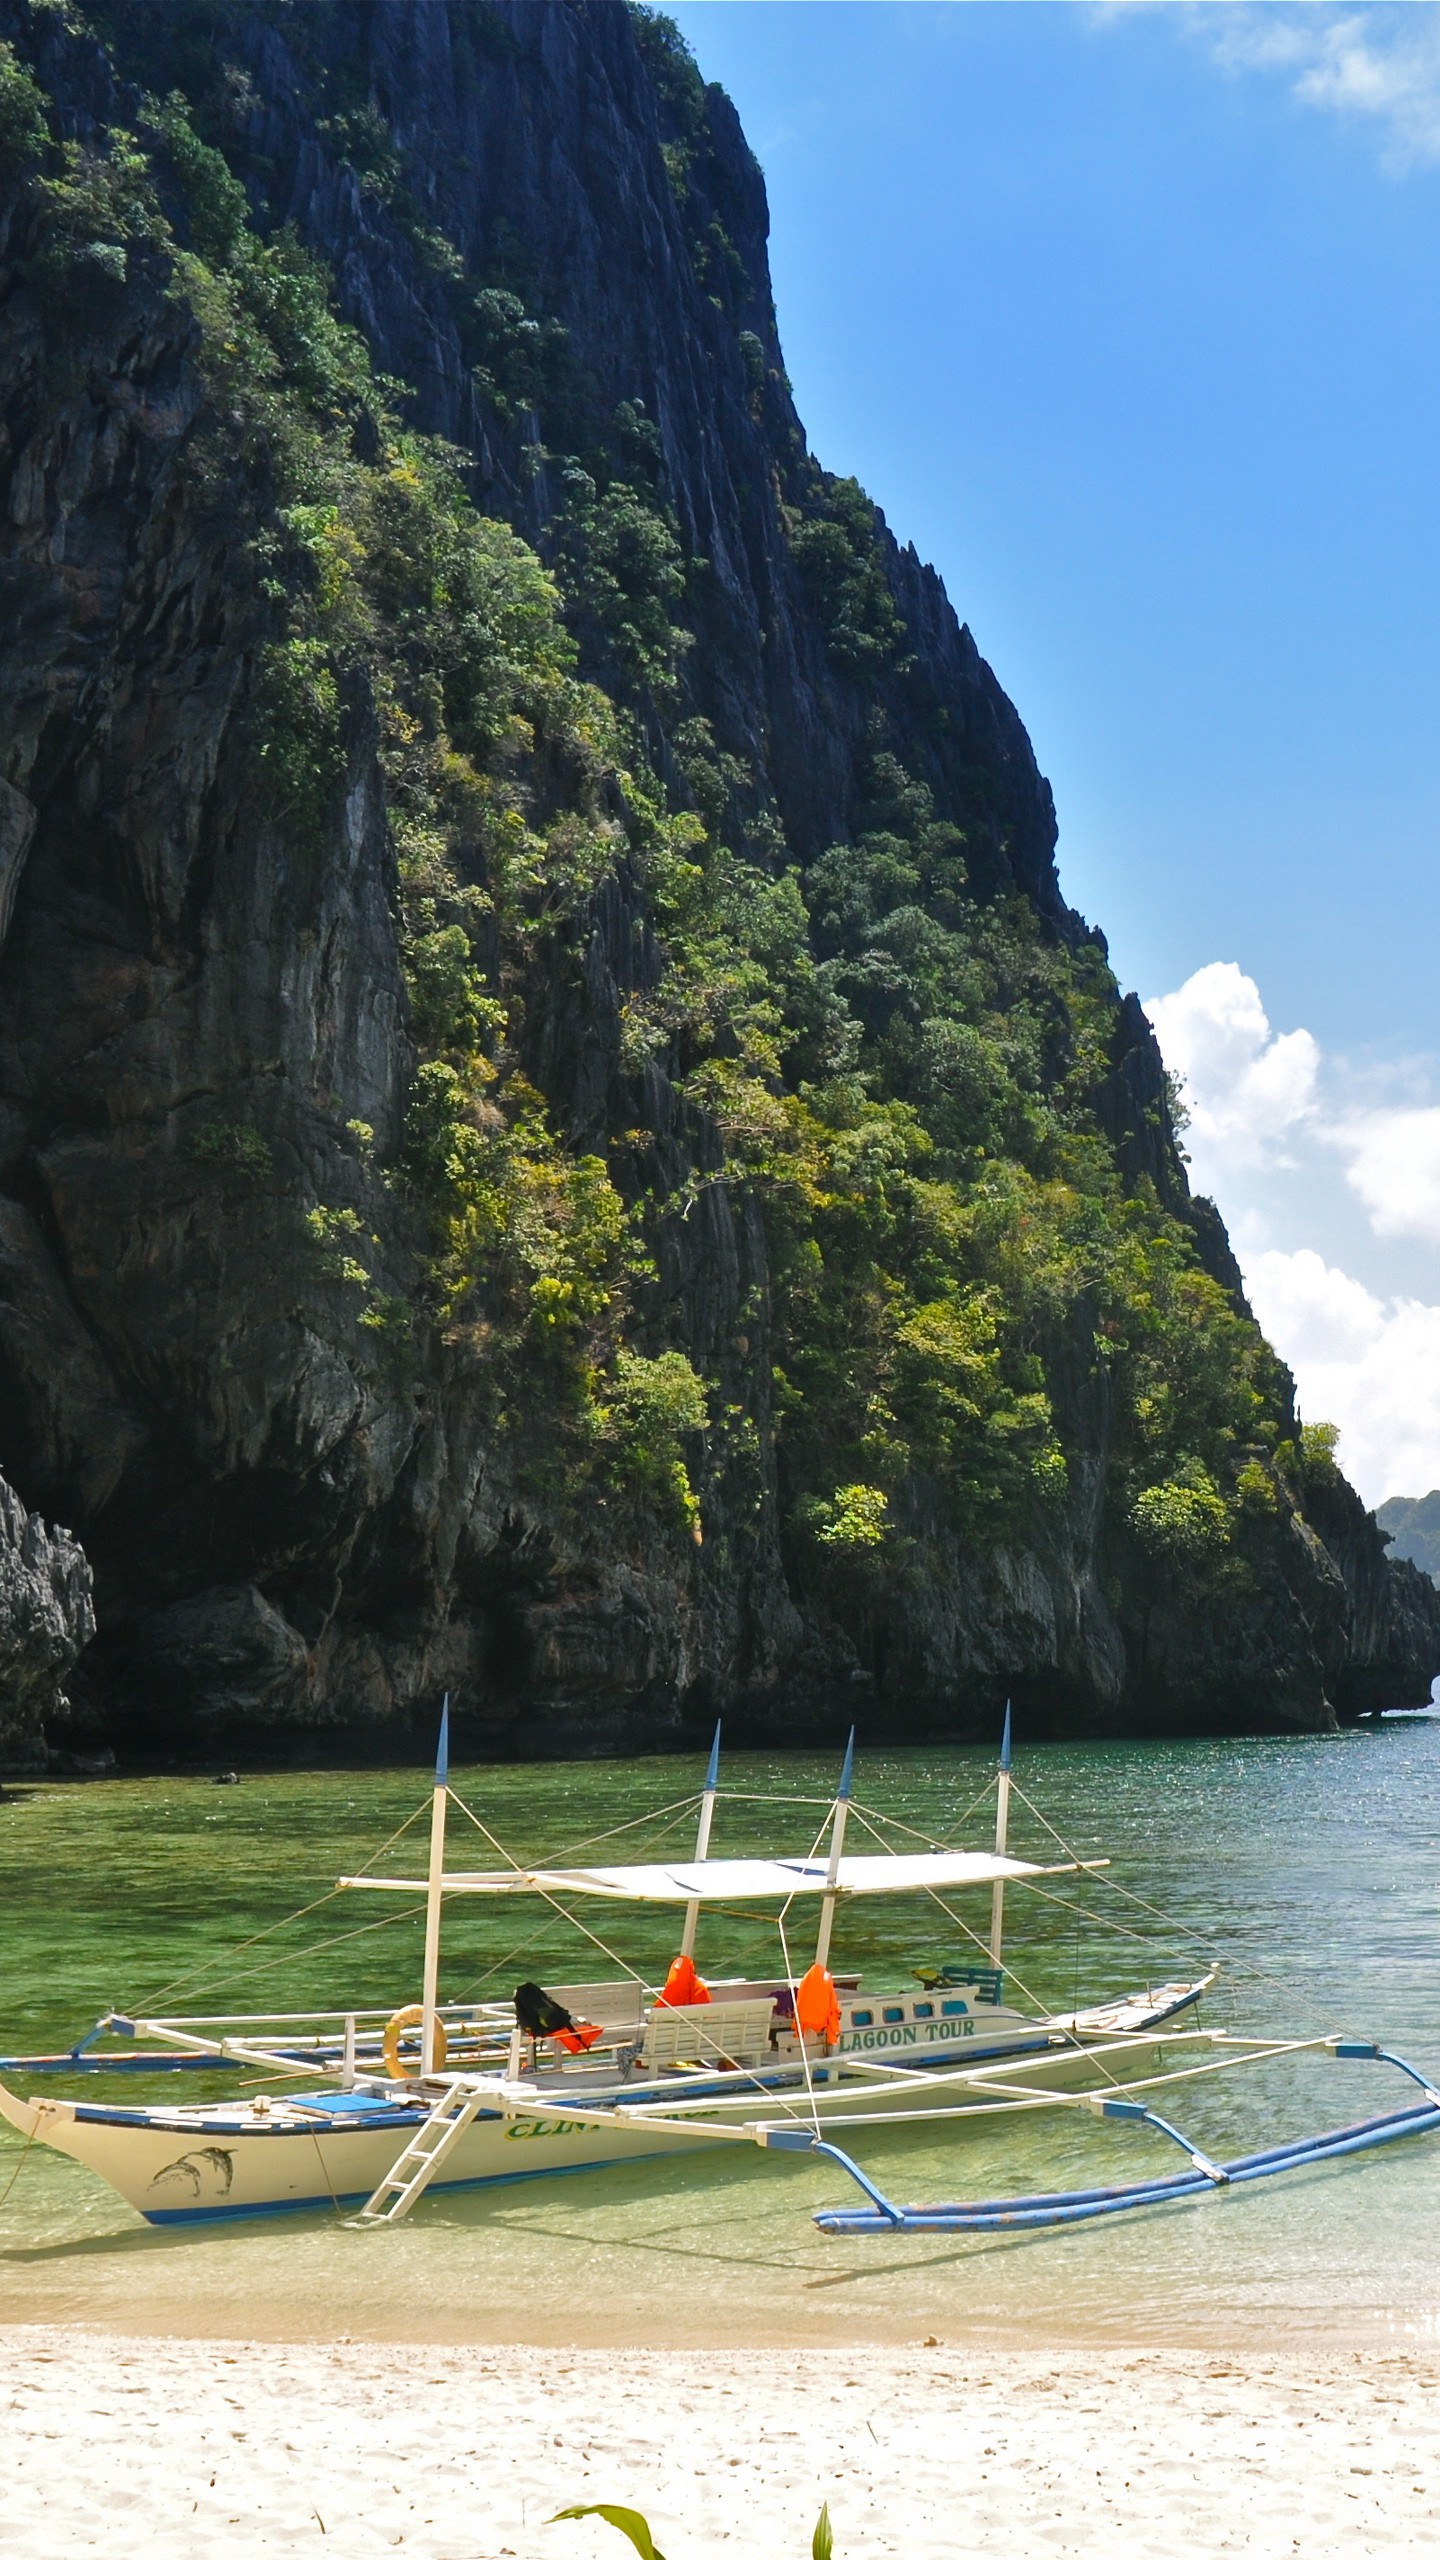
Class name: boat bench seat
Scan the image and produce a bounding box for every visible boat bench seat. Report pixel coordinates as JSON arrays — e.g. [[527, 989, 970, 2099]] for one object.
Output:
[[548, 1981, 645, 2032], [641, 1997, 776, 2072]]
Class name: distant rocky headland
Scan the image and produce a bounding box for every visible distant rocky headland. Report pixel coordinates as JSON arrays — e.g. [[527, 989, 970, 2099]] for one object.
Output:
[[0, 0, 1436, 1772], [1377, 1494, 1440, 1588]]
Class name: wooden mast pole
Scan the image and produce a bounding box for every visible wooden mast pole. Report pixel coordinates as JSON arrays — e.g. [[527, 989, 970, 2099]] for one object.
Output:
[[988, 1701, 1012, 1971], [420, 1694, 450, 2078], [679, 1722, 721, 1962], [813, 1728, 855, 1975]]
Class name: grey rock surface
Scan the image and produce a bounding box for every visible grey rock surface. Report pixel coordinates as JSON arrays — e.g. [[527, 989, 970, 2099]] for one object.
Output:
[[0, 1467, 94, 1768], [0, 0, 1434, 1758]]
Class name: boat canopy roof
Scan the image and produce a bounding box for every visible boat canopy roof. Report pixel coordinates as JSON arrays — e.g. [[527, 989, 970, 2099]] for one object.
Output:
[[338, 1850, 1076, 1903]]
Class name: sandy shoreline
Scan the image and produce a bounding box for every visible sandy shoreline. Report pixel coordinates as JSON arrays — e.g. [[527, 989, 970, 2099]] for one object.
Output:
[[5, 2327, 1438, 2558]]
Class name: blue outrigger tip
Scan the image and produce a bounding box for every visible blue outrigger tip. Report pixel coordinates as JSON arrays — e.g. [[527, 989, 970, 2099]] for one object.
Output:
[[434, 1692, 450, 1788], [808, 2044, 1440, 2237], [704, 1720, 722, 1794], [837, 1727, 856, 1801], [999, 1700, 1012, 1772]]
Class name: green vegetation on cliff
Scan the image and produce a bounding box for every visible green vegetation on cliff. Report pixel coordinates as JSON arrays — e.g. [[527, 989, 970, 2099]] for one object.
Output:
[[8, 0, 1430, 1759], [0, 17, 1304, 1586]]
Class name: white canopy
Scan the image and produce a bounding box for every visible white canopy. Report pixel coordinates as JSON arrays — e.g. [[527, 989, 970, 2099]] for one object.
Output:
[[338, 1850, 1075, 1903]]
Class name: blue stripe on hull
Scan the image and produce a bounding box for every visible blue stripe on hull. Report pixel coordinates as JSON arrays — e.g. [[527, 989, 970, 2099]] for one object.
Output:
[[0, 2052, 243, 2076], [75, 2102, 438, 2131]]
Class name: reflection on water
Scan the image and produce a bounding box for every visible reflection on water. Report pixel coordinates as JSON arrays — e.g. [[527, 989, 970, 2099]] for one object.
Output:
[[1, 1723, 1438, 2347]]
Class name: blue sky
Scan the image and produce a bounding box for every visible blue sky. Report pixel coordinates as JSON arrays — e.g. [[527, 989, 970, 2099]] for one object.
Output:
[[669, 0, 1440, 1501]]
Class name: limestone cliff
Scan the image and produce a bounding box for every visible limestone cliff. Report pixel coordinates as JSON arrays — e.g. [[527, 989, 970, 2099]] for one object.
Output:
[[0, 1464, 94, 1768], [0, 0, 1434, 1761]]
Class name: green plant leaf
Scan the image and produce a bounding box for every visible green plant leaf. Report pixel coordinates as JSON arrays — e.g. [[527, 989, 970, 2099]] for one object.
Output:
[[812, 2502, 834, 2560], [551, 2504, 668, 2560]]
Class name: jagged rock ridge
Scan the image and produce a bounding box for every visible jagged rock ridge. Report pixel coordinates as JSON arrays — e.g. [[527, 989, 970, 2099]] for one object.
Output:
[[0, 1463, 94, 1768], [0, 0, 1435, 1761]]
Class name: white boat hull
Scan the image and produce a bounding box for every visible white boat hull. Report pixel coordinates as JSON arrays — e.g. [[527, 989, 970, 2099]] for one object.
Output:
[[0, 2016, 1181, 2224], [0, 2081, 711, 2221]]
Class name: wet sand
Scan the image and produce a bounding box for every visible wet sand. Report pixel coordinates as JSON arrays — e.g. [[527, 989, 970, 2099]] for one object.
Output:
[[6, 2327, 1439, 2557]]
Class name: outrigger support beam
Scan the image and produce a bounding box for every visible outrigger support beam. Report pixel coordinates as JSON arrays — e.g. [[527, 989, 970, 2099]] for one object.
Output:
[[1329, 2039, 1440, 2103], [1089, 2095, 1228, 2184], [812, 2044, 1440, 2236], [760, 2125, 905, 2224]]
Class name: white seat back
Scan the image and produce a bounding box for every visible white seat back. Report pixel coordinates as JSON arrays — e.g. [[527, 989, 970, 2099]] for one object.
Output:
[[548, 1980, 644, 2031], [642, 1996, 776, 2073]]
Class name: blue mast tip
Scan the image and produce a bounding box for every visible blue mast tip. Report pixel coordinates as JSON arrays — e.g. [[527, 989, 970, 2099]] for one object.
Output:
[[435, 1693, 450, 1787], [837, 1726, 856, 1801], [1000, 1701, 1012, 1773], [704, 1720, 722, 1793]]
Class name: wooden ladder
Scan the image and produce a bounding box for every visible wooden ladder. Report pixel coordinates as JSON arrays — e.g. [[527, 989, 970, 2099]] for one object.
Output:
[[350, 2079, 491, 2225]]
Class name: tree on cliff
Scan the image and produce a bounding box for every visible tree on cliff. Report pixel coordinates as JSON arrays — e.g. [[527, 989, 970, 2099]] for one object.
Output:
[[0, 0, 1434, 1757]]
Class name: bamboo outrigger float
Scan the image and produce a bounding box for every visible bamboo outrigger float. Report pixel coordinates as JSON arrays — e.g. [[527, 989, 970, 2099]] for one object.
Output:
[[2, 1706, 1436, 2234]]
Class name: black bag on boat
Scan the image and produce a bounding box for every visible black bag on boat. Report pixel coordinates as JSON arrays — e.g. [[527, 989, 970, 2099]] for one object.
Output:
[[514, 1981, 576, 2038]]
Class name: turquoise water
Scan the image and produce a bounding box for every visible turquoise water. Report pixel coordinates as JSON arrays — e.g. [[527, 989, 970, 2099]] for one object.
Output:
[[1, 1724, 1438, 2348]]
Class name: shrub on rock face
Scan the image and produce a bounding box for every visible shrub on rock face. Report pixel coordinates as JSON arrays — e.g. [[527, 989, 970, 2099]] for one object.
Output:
[[597, 1350, 710, 1537], [1131, 1467, 1231, 1565], [0, 42, 48, 174], [806, 1484, 891, 1550], [0, 1472, 94, 1771]]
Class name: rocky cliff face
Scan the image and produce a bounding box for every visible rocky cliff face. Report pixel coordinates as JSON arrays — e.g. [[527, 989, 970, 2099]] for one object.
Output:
[[0, 0, 1435, 1762], [0, 1464, 94, 1767]]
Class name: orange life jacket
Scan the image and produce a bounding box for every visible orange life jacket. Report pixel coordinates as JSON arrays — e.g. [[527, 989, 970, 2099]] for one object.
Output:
[[655, 1953, 710, 2009], [554, 2020, 604, 2053], [794, 1962, 841, 2045]]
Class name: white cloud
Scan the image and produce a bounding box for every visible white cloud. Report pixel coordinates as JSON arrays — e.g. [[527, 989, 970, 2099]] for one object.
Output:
[[1143, 960, 1319, 1181], [1245, 1247, 1440, 1503], [1145, 963, 1440, 1245], [1326, 1107, 1440, 1247], [1245, 1241, 1383, 1364], [1095, 3, 1440, 173], [1144, 961, 1440, 1501], [1211, 5, 1440, 172]]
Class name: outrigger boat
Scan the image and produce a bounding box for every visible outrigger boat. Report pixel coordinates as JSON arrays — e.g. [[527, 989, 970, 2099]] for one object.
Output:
[[2, 1709, 1437, 2234]]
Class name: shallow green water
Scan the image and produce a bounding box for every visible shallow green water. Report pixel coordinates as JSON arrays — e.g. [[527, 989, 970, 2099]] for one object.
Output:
[[2, 1724, 1438, 2348]]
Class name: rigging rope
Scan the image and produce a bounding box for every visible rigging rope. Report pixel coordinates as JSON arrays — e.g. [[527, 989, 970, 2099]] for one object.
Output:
[[530, 1792, 707, 1862], [846, 1802, 1132, 2092], [0, 2116, 38, 2214], [817, 1774, 1004, 1855], [107, 1740, 1294, 2104], [136, 1798, 430, 2010], [446, 1789, 656, 1996], [1005, 1776, 1352, 2032]]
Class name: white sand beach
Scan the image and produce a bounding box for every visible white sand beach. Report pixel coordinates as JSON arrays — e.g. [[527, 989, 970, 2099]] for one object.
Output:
[[4, 2329, 1438, 2559]]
